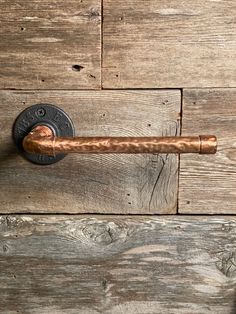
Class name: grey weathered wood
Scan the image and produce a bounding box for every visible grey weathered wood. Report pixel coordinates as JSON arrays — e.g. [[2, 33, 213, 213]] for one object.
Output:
[[0, 90, 180, 214], [103, 0, 236, 88], [179, 88, 236, 214], [0, 215, 236, 313], [0, 0, 101, 89]]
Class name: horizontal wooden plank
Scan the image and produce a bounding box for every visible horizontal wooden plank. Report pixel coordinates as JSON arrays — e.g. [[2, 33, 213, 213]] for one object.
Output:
[[0, 215, 236, 313], [179, 88, 236, 214], [0, 0, 101, 89], [103, 0, 236, 88], [0, 90, 180, 214]]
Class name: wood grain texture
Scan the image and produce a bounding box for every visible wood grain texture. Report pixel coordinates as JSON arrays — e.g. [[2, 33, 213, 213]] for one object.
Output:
[[179, 89, 236, 214], [103, 0, 236, 88], [0, 90, 180, 214], [0, 0, 101, 89], [0, 215, 236, 313]]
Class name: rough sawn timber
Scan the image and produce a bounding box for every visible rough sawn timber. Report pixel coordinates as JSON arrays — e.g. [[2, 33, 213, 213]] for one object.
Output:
[[103, 0, 236, 88], [179, 88, 236, 214], [0, 215, 236, 313], [0, 0, 101, 89]]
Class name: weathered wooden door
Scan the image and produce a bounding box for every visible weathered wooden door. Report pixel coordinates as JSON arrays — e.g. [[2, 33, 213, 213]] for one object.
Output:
[[0, 1, 236, 313]]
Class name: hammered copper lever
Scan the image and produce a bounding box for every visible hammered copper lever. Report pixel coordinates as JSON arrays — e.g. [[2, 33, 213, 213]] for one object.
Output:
[[13, 104, 217, 165], [23, 125, 217, 156]]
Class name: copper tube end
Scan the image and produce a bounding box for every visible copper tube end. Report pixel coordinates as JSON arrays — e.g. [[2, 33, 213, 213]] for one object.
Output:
[[29, 125, 53, 137], [199, 135, 217, 154]]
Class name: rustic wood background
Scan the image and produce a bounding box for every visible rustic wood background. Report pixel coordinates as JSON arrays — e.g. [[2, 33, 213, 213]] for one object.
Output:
[[0, 0, 101, 89], [180, 89, 236, 214], [1, 215, 236, 313], [0, 0, 236, 313], [103, 0, 236, 88]]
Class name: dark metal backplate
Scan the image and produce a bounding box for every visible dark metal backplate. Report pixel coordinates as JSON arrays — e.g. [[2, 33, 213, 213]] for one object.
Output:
[[13, 104, 75, 165]]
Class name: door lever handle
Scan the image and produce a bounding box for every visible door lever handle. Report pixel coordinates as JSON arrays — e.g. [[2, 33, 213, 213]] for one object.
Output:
[[13, 104, 217, 165], [23, 125, 216, 156]]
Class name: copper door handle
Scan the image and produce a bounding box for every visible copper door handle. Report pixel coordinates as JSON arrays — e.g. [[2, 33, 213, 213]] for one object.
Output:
[[13, 104, 217, 165], [23, 125, 217, 155]]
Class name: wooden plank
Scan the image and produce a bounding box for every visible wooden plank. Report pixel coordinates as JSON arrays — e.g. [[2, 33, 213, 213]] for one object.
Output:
[[0, 0, 101, 89], [179, 88, 236, 214], [0, 215, 236, 313], [103, 0, 236, 88], [0, 90, 180, 214]]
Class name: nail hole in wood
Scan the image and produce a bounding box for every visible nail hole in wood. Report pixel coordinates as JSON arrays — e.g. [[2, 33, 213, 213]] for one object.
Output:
[[88, 9, 100, 19], [72, 65, 84, 72], [102, 279, 107, 290]]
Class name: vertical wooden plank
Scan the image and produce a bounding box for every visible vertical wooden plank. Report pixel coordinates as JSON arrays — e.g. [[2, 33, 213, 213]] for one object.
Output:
[[103, 0, 236, 88], [0, 0, 101, 89], [0, 90, 180, 214], [180, 89, 236, 214]]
